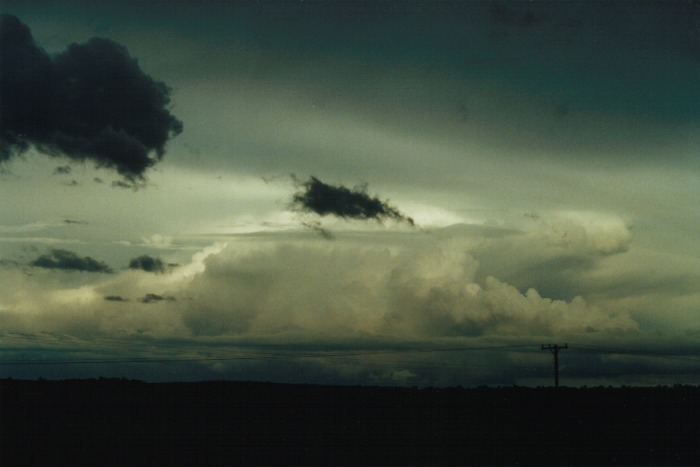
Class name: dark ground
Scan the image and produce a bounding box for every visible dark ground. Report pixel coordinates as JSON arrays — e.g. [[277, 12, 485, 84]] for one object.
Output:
[[2, 379, 699, 465]]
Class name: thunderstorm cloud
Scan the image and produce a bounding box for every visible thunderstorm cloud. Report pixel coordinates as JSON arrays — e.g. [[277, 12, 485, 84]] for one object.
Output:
[[1, 2, 700, 388], [0, 14, 182, 180]]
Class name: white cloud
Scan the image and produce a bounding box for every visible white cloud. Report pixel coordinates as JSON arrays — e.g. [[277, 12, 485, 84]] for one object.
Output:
[[550, 210, 632, 255], [0, 223, 638, 343], [178, 227, 637, 340], [141, 234, 174, 249]]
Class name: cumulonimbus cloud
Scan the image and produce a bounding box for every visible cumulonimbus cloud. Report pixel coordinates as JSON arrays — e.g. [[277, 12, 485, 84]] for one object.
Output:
[[30, 248, 113, 273], [180, 237, 637, 339], [0, 14, 182, 180], [292, 176, 414, 225]]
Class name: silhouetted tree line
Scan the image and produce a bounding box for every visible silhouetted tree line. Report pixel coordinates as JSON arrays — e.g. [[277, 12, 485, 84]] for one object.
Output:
[[1, 379, 698, 465]]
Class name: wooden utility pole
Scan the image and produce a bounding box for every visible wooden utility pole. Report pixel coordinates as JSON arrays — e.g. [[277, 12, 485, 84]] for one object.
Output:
[[541, 344, 567, 387]]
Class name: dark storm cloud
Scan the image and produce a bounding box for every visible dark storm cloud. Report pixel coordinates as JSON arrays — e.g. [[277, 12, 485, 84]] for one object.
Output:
[[0, 14, 182, 180], [292, 176, 414, 225], [30, 248, 112, 273], [128, 255, 176, 273]]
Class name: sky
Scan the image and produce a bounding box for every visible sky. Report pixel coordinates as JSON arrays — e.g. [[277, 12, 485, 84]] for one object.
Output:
[[1, 0, 700, 387]]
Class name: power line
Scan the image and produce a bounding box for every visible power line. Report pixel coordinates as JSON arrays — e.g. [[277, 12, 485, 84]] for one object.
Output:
[[541, 343, 567, 387], [4, 338, 698, 382], [5, 339, 697, 364], [570, 344, 700, 362], [0, 344, 539, 366]]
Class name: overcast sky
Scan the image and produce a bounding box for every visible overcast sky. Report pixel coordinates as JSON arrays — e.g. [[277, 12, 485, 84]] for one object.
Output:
[[1, 1, 700, 387]]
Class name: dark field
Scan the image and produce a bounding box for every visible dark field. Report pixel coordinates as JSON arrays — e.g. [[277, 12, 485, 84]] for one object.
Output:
[[2, 379, 699, 465]]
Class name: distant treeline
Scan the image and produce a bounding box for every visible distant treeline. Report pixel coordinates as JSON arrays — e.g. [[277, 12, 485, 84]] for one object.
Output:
[[2, 379, 699, 465]]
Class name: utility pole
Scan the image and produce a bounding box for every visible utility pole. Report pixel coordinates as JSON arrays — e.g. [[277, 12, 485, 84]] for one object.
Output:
[[541, 344, 567, 387]]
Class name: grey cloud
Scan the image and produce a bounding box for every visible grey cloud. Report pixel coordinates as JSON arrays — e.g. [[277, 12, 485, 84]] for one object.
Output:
[[112, 180, 135, 189], [184, 307, 248, 337], [292, 176, 414, 225], [128, 255, 175, 273], [497, 255, 597, 302], [470, 212, 633, 300], [0, 14, 182, 180], [30, 248, 112, 273], [490, 1, 546, 27], [104, 295, 128, 302], [156, 0, 700, 189], [53, 165, 71, 175], [301, 220, 335, 240], [0, 259, 21, 269], [139, 293, 175, 304], [588, 272, 700, 300]]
